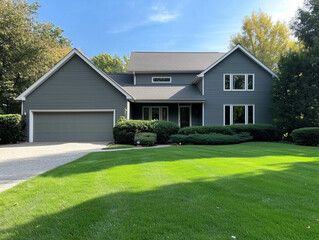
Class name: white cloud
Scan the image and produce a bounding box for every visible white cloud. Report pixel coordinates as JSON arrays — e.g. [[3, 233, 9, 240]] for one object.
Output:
[[265, 0, 304, 23], [150, 12, 179, 23], [149, 3, 179, 23]]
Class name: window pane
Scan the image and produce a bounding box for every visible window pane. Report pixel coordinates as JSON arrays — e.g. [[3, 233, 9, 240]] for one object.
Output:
[[233, 75, 245, 89], [224, 75, 230, 90], [248, 75, 253, 90], [162, 107, 168, 121], [225, 105, 230, 125], [153, 77, 171, 83], [143, 107, 149, 120], [152, 108, 159, 120], [233, 106, 245, 124], [248, 105, 254, 124]]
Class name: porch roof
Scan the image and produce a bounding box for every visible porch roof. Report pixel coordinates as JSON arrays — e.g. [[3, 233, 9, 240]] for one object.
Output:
[[122, 85, 205, 102]]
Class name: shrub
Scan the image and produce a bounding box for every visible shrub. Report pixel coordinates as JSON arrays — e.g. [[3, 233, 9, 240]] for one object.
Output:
[[178, 126, 234, 135], [0, 114, 26, 144], [113, 120, 153, 144], [152, 121, 179, 143], [116, 116, 127, 123], [171, 133, 252, 145], [230, 124, 280, 141], [291, 127, 319, 146], [134, 132, 157, 146]]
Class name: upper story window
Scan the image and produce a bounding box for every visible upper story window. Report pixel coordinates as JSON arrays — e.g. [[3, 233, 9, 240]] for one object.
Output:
[[152, 77, 172, 83], [224, 74, 254, 91]]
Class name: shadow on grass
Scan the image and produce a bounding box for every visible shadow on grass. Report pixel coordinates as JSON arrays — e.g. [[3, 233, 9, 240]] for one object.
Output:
[[42, 143, 319, 178], [2, 161, 319, 240]]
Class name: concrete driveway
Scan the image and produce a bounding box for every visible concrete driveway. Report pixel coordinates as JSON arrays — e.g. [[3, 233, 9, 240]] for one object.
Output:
[[0, 142, 107, 193]]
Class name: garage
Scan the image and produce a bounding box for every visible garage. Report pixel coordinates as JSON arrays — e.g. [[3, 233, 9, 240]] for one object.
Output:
[[30, 110, 115, 142]]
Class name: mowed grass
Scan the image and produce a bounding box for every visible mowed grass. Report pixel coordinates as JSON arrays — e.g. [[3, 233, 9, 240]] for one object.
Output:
[[0, 142, 319, 240]]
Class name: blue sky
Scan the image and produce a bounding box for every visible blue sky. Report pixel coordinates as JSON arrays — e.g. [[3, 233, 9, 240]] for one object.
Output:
[[31, 0, 304, 58]]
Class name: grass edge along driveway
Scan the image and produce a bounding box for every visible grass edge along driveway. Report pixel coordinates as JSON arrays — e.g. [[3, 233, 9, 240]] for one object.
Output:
[[0, 142, 319, 240]]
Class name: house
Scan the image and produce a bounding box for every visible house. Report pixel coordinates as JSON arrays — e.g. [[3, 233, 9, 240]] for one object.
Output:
[[15, 44, 277, 142]]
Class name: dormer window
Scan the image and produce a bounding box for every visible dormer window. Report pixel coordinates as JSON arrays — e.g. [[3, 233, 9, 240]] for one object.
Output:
[[152, 77, 172, 83], [224, 74, 254, 91]]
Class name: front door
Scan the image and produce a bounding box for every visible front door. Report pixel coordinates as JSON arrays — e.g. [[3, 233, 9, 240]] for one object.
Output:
[[180, 106, 191, 128]]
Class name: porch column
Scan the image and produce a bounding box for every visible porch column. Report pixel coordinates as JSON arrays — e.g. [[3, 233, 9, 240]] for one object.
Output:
[[202, 102, 205, 126]]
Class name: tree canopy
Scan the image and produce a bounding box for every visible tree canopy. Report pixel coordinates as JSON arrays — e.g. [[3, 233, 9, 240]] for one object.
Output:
[[230, 11, 300, 71], [91, 53, 129, 74], [0, 0, 72, 114], [274, 0, 319, 136]]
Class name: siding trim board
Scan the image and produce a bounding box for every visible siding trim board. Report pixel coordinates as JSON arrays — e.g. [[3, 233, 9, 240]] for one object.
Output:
[[29, 109, 115, 142], [16, 49, 133, 101]]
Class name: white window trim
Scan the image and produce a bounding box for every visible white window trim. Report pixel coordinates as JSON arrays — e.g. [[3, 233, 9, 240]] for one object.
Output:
[[151, 76, 172, 84], [178, 105, 192, 128], [142, 106, 169, 121], [29, 109, 116, 143], [223, 104, 255, 126], [223, 74, 255, 91]]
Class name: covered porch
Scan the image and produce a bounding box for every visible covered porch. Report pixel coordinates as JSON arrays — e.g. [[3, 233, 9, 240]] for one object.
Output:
[[128, 102, 203, 128]]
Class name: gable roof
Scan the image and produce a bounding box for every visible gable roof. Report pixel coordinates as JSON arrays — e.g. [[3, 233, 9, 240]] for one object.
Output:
[[127, 52, 225, 73], [197, 44, 278, 79], [15, 49, 133, 101]]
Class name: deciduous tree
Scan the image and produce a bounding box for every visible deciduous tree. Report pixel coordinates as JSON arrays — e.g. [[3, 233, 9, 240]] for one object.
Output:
[[0, 0, 71, 113], [230, 11, 300, 71], [91, 53, 129, 74]]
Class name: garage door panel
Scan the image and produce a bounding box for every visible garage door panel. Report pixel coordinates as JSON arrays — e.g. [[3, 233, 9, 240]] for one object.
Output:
[[33, 112, 113, 142]]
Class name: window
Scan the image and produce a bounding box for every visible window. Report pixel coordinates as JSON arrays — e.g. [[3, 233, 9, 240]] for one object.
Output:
[[224, 74, 254, 91], [152, 77, 171, 83], [142, 106, 169, 121], [224, 105, 255, 125]]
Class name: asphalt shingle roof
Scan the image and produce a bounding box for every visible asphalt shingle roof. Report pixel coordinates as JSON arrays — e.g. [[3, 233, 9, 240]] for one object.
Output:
[[122, 85, 204, 101], [127, 52, 225, 73]]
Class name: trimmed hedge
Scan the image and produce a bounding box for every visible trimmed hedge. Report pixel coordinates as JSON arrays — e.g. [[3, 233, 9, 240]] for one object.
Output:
[[177, 124, 279, 142], [151, 121, 179, 143], [171, 133, 252, 145], [134, 132, 157, 146], [291, 127, 319, 146], [229, 124, 280, 141], [113, 120, 179, 144], [0, 114, 26, 144], [178, 125, 234, 135]]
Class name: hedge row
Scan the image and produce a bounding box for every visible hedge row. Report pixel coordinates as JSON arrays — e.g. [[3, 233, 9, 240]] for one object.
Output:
[[0, 114, 26, 144], [113, 120, 179, 144], [229, 124, 280, 141], [178, 126, 234, 135], [291, 127, 319, 146], [171, 133, 252, 145], [178, 124, 279, 141]]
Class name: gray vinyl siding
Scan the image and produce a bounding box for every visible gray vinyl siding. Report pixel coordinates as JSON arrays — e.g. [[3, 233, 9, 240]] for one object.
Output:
[[204, 49, 273, 125], [33, 112, 113, 142], [23, 55, 127, 139], [136, 73, 197, 85]]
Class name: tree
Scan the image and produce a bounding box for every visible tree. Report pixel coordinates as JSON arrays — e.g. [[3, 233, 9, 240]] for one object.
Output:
[[273, 52, 318, 135], [0, 0, 72, 114], [292, 0, 319, 50], [274, 0, 319, 136], [230, 11, 300, 71], [91, 53, 129, 74]]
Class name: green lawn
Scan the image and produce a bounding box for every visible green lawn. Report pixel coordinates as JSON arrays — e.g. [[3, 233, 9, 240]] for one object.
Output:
[[1, 142, 319, 240], [103, 144, 136, 150]]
